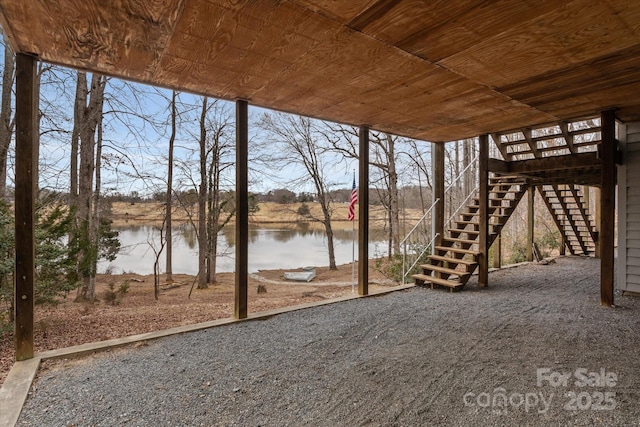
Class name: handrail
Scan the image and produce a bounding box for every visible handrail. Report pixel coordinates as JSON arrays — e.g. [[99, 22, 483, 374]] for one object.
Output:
[[445, 184, 479, 230], [444, 153, 479, 195], [402, 232, 438, 284], [399, 151, 480, 285], [399, 198, 438, 247]]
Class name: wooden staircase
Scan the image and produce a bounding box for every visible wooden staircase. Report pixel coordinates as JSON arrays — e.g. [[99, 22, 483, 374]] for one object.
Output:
[[538, 185, 596, 255], [412, 176, 528, 291]]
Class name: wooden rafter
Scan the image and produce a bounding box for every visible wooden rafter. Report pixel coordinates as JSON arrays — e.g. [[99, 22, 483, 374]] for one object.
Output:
[[491, 133, 511, 161], [522, 128, 540, 158], [507, 152, 600, 174], [559, 121, 577, 154]]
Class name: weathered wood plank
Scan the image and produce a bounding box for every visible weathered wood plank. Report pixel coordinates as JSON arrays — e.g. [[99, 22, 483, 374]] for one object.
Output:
[[358, 125, 369, 296], [600, 110, 616, 307], [433, 143, 444, 246], [478, 134, 489, 287], [527, 186, 534, 261], [3, 0, 640, 143], [235, 99, 248, 319], [508, 152, 600, 174], [14, 53, 37, 361]]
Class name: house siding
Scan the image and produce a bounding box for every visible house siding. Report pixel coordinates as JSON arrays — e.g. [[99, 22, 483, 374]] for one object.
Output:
[[619, 122, 640, 292]]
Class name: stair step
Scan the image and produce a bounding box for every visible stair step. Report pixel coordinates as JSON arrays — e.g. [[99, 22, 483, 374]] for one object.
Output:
[[450, 228, 480, 235], [467, 204, 500, 211], [412, 273, 464, 290], [490, 189, 521, 194], [421, 264, 469, 276], [444, 237, 477, 245], [435, 245, 479, 255], [454, 220, 479, 226], [429, 254, 477, 266]]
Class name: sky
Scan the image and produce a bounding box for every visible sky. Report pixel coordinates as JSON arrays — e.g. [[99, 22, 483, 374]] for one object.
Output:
[[0, 44, 437, 199]]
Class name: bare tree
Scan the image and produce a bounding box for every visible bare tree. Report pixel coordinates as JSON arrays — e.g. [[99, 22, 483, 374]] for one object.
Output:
[[404, 139, 433, 213], [329, 125, 403, 256], [75, 72, 107, 302], [165, 90, 177, 282], [258, 113, 338, 269], [205, 104, 234, 283], [197, 96, 208, 288], [0, 38, 14, 200]]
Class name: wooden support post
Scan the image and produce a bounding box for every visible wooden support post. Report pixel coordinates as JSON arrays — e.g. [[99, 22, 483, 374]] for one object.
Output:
[[594, 187, 601, 258], [433, 143, 445, 246], [358, 126, 369, 296], [492, 233, 501, 268], [527, 186, 535, 262], [478, 135, 489, 287], [234, 100, 248, 319], [583, 185, 590, 211], [14, 53, 37, 361], [600, 110, 616, 307]]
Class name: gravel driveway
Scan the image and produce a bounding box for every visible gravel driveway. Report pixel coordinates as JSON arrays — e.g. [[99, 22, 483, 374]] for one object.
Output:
[[17, 257, 640, 426]]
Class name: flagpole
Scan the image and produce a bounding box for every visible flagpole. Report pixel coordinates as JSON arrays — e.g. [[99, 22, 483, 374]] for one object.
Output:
[[351, 169, 356, 294], [351, 210, 355, 294]]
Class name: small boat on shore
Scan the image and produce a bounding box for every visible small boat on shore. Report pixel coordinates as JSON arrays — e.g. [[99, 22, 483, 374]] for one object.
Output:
[[283, 267, 316, 282]]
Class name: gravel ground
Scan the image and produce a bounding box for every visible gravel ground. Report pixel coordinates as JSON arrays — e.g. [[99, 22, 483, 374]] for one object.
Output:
[[17, 257, 640, 426]]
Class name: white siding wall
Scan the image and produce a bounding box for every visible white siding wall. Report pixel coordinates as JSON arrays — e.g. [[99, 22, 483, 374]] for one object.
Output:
[[618, 122, 640, 292]]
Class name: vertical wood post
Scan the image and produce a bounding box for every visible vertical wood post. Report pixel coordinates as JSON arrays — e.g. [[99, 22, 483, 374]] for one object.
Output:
[[358, 126, 369, 296], [14, 53, 37, 360], [235, 100, 248, 319], [492, 233, 501, 268], [600, 110, 616, 307], [478, 134, 489, 287], [433, 143, 445, 246], [527, 186, 535, 262], [594, 188, 601, 258]]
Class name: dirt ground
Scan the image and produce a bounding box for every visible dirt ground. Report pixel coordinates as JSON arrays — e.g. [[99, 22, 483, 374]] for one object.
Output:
[[0, 262, 394, 386]]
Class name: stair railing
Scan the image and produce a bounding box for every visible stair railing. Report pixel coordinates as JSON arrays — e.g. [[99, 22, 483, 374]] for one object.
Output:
[[400, 199, 438, 284], [444, 154, 480, 231], [399, 153, 481, 284]]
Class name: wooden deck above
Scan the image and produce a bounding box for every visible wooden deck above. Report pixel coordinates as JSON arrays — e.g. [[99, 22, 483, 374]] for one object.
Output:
[[489, 117, 605, 186], [490, 152, 603, 186], [1, 1, 640, 142]]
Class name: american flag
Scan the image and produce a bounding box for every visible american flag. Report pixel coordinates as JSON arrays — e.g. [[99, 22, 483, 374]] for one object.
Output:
[[347, 175, 358, 221]]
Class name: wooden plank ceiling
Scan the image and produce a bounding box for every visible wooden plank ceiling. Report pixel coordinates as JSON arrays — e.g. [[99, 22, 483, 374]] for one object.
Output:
[[1, 0, 640, 142]]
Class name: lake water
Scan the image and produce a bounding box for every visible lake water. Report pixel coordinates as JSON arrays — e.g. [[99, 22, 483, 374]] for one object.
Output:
[[99, 223, 390, 275]]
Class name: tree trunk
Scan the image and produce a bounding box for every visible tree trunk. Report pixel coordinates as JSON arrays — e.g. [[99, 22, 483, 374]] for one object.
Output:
[[0, 41, 14, 200], [197, 97, 208, 289], [69, 73, 84, 208], [165, 91, 176, 281], [321, 197, 337, 270], [385, 134, 400, 255], [207, 134, 220, 284], [76, 72, 106, 302]]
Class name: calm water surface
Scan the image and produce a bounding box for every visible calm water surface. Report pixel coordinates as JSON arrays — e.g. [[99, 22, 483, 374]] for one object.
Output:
[[99, 223, 389, 275]]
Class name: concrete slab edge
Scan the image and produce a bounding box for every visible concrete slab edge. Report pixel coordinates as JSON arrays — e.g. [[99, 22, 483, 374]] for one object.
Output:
[[0, 357, 41, 427], [0, 283, 414, 427]]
